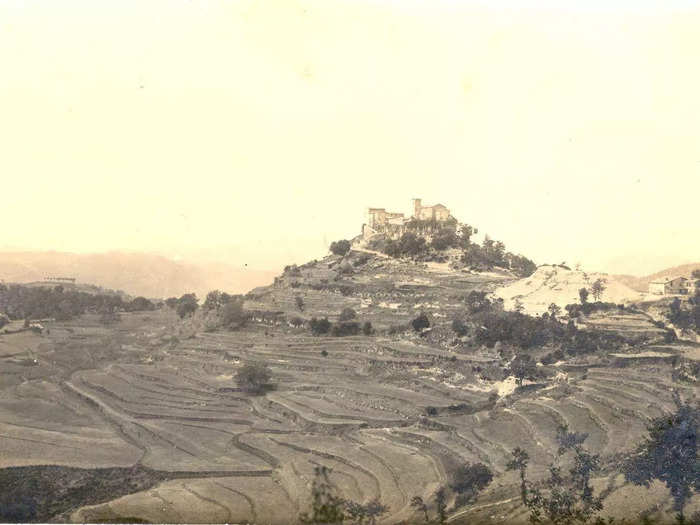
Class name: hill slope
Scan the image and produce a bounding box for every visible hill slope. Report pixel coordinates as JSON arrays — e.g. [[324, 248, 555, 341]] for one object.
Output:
[[0, 251, 275, 299], [615, 262, 700, 292], [494, 265, 643, 315]]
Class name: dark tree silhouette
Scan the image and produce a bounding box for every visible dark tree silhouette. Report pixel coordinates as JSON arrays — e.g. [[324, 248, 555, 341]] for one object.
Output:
[[624, 397, 699, 522]]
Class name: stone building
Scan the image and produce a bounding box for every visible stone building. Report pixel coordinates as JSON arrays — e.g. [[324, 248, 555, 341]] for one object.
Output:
[[649, 276, 688, 295], [362, 199, 454, 241]]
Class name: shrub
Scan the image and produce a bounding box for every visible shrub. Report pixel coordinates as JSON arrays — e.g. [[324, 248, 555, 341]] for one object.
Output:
[[235, 362, 272, 394], [339, 307, 357, 321], [320, 349, 328, 357], [411, 313, 430, 332], [310, 317, 331, 335], [329, 239, 351, 256], [362, 321, 373, 336], [331, 321, 360, 337]]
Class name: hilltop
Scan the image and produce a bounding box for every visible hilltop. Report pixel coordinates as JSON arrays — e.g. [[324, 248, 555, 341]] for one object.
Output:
[[0, 251, 275, 299]]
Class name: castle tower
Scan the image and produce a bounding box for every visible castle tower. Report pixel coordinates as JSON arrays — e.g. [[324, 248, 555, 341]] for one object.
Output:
[[412, 198, 422, 219]]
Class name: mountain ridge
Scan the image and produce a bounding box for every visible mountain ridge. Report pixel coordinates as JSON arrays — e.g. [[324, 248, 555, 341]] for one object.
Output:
[[0, 250, 276, 299]]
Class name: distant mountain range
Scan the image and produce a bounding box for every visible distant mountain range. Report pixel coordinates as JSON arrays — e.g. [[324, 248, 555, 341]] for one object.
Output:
[[0, 251, 276, 299], [614, 262, 700, 292]]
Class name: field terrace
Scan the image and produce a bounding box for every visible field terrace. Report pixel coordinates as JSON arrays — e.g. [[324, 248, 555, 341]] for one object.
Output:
[[0, 258, 698, 522]]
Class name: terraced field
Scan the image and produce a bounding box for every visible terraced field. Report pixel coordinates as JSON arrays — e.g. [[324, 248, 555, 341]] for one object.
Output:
[[1, 254, 698, 523]]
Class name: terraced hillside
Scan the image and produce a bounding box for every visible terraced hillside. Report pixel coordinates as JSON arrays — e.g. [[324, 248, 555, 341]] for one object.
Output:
[[0, 252, 697, 523]]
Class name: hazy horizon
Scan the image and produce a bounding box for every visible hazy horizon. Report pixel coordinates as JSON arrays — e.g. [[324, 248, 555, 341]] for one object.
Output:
[[2, 0, 699, 278]]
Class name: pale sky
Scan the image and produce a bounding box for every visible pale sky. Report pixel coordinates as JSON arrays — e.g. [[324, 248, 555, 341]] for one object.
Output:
[[1, 0, 699, 276]]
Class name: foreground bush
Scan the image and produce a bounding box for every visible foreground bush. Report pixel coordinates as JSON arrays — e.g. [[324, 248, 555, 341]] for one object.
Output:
[[235, 362, 272, 395]]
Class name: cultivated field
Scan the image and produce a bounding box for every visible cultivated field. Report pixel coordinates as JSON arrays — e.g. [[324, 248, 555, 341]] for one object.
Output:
[[0, 253, 697, 523]]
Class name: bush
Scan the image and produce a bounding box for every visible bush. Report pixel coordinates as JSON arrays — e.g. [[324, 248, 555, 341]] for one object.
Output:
[[411, 313, 430, 332], [235, 362, 272, 394], [339, 307, 357, 321], [310, 317, 331, 335], [330, 239, 351, 256], [331, 321, 360, 337], [362, 321, 373, 335]]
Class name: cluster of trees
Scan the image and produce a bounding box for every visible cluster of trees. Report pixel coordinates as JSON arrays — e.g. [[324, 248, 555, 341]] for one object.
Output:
[[667, 295, 700, 334], [0, 283, 154, 322], [375, 222, 536, 278], [505, 398, 699, 525], [451, 291, 625, 356], [309, 309, 373, 337], [299, 465, 388, 524], [461, 234, 536, 278]]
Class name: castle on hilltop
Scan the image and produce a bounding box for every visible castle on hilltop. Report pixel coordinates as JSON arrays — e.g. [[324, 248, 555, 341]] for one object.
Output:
[[361, 198, 455, 241]]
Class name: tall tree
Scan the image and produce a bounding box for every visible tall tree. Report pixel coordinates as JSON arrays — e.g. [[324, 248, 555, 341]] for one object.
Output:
[[624, 397, 699, 523]]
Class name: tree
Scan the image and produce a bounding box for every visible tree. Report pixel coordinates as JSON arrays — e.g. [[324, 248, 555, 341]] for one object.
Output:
[[692, 269, 700, 280], [339, 307, 357, 321], [624, 398, 699, 522], [450, 463, 493, 504], [330, 239, 352, 257], [299, 465, 345, 524], [434, 486, 448, 524], [509, 354, 537, 386], [507, 425, 604, 525], [310, 317, 331, 335], [165, 297, 179, 309], [235, 362, 272, 394], [410, 496, 430, 523], [126, 296, 155, 312], [203, 290, 222, 311], [578, 288, 589, 305], [295, 295, 305, 312], [513, 298, 525, 314], [459, 224, 478, 247], [411, 313, 430, 332], [590, 279, 606, 302], [221, 297, 248, 329], [548, 303, 562, 320], [0, 313, 8, 330], [362, 321, 373, 336], [506, 447, 530, 505], [176, 293, 198, 319]]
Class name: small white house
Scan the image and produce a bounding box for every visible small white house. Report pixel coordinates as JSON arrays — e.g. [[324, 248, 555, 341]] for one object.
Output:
[[649, 276, 688, 295]]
